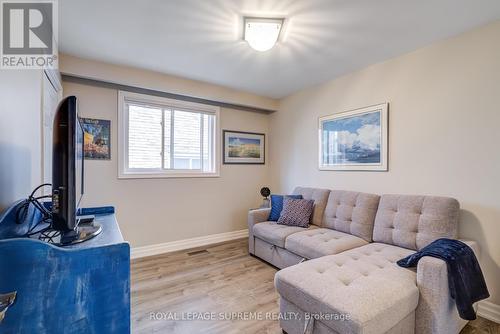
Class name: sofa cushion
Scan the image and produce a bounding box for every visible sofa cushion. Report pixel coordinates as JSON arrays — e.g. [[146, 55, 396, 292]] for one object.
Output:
[[292, 187, 330, 226], [285, 228, 368, 259], [373, 195, 459, 250], [323, 190, 380, 242], [275, 243, 418, 334], [253, 222, 318, 248]]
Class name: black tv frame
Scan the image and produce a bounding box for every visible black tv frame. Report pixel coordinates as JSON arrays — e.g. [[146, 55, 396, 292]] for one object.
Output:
[[51, 96, 100, 245]]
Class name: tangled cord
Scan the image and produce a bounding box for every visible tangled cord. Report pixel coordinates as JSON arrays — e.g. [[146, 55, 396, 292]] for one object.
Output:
[[39, 228, 61, 244], [15, 183, 59, 240]]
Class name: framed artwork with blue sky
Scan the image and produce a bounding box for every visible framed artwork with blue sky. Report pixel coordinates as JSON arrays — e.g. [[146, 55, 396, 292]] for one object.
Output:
[[319, 103, 388, 171], [223, 130, 265, 164]]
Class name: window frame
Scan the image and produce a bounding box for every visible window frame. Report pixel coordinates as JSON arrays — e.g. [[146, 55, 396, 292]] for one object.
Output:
[[118, 91, 220, 179]]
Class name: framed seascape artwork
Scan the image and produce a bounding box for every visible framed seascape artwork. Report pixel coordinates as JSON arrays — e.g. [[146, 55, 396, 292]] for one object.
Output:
[[318, 103, 388, 171], [82, 118, 111, 160], [223, 130, 265, 164]]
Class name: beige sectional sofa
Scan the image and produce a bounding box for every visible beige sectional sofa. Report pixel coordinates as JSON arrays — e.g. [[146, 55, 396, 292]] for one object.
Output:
[[247, 187, 478, 334]]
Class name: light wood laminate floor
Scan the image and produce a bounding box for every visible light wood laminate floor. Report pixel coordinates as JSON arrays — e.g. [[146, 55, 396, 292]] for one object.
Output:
[[131, 238, 499, 334]]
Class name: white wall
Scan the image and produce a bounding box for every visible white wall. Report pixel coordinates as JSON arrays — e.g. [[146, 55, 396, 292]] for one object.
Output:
[[0, 70, 43, 210], [270, 21, 500, 304], [63, 80, 271, 248]]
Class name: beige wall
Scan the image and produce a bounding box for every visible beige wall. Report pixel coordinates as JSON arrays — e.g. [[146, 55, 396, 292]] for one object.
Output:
[[60, 54, 276, 248], [63, 80, 270, 248], [60, 54, 278, 112], [270, 21, 500, 304]]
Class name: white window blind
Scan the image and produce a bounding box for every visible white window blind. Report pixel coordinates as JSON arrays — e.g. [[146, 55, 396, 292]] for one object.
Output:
[[119, 91, 219, 178]]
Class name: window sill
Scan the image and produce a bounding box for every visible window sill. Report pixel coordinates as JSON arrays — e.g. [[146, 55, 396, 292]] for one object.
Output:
[[117, 171, 220, 179]]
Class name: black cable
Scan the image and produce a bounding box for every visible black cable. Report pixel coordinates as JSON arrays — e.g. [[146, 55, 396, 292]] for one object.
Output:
[[39, 229, 61, 244], [16, 183, 52, 222], [15, 184, 54, 239], [25, 217, 52, 236], [29, 183, 51, 197], [34, 195, 52, 200], [15, 184, 69, 245]]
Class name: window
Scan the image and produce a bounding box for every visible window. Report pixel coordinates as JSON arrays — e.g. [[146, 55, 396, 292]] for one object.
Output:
[[118, 91, 219, 178]]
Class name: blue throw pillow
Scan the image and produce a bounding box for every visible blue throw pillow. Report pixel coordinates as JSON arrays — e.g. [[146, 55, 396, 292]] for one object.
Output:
[[269, 194, 303, 221]]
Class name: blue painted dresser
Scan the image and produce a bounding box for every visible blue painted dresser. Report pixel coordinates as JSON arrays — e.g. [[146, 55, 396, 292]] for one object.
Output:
[[0, 202, 130, 333]]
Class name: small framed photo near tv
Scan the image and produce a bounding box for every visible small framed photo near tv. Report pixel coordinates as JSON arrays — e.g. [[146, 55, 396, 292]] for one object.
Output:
[[82, 118, 111, 160], [318, 103, 388, 171], [223, 130, 265, 164]]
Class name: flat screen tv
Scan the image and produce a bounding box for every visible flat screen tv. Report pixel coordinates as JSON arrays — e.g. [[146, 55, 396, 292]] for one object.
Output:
[[52, 96, 101, 244]]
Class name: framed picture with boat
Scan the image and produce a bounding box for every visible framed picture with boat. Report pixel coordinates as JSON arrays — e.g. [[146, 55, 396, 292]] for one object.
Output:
[[223, 130, 265, 164], [318, 103, 388, 171]]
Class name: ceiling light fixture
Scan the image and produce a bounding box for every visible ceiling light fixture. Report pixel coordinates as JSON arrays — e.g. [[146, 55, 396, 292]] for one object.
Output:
[[243, 17, 284, 52]]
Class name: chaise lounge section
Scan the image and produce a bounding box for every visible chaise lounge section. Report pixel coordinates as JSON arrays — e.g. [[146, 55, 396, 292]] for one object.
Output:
[[248, 187, 380, 267], [248, 187, 478, 334]]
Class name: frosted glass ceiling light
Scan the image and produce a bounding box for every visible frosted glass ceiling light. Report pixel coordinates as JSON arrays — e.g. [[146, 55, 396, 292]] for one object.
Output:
[[244, 17, 284, 52]]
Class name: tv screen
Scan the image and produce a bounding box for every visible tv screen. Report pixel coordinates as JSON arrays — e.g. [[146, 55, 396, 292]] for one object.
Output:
[[51, 96, 101, 245], [75, 116, 84, 208], [52, 96, 82, 234]]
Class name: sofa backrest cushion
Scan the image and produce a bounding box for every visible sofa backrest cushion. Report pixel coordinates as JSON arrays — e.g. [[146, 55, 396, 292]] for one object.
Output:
[[373, 194, 460, 250], [323, 190, 380, 242], [292, 187, 330, 226]]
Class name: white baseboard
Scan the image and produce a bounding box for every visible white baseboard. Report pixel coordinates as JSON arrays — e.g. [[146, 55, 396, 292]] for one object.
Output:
[[477, 300, 500, 324], [130, 229, 248, 259]]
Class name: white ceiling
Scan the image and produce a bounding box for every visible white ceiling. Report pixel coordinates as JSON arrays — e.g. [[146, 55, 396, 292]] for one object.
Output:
[[59, 0, 500, 99]]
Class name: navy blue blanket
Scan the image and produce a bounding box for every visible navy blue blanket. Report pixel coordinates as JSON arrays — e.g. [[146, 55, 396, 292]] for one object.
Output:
[[397, 238, 489, 320]]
